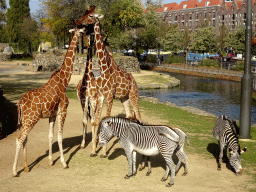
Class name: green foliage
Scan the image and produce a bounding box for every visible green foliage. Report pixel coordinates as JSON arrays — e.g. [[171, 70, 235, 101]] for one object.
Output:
[[165, 25, 190, 53], [199, 59, 219, 68], [225, 25, 245, 55], [41, 32, 55, 46], [165, 55, 185, 64], [233, 61, 244, 71], [189, 26, 217, 53], [6, 0, 30, 51], [146, 54, 157, 63]]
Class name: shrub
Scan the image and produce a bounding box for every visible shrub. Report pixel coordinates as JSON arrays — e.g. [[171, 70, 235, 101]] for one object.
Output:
[[233, 61, 244, 71], [199, 59, 219, 68], [146, 54, 158, 63], [165, 55, 185, 64]]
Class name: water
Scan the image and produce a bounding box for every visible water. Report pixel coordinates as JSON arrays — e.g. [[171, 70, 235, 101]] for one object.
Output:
[[139, 72, 256, 124]]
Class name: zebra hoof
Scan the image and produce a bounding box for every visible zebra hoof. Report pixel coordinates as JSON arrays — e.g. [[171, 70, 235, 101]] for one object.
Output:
[[217, 167, 221, 171], [138, 167, 144, 171], [90, 153, 97, 157], [166, 182, 174, 187], [161, 177, 168, 182], [100, 154, 107, 158], [182, 172, 188, 176], [124, 174, 132, 179], [146, 171, 151, 176]]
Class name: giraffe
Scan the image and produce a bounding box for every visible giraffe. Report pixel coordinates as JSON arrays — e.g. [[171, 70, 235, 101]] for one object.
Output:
[[75, 6, 141, 157], [12, 27, 85, 177], [76, 34, 97, 149]]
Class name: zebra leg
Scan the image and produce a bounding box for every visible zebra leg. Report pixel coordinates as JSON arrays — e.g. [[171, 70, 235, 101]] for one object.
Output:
[[166, 159, 176, 187], [124, 151, 133, 179], [146, 156, 152, 176], [218, 142, 224, 170], [139, 155, 146, 171], [161, 164, 169, 181], [132, 151, 137, 176], [175, 149, 188, 176]]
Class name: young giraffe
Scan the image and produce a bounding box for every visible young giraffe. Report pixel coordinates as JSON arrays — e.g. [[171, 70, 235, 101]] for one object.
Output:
[[12, 27, 85, 177], [76, 34, 97, 149], [76, 6, 141, 157]]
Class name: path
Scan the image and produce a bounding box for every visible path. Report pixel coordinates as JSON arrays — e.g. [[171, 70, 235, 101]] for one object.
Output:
[[0, 61, 254, 191]]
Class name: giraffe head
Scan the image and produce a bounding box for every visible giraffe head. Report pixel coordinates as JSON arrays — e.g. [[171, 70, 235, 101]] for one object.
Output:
[[75, 5, 103, 26]]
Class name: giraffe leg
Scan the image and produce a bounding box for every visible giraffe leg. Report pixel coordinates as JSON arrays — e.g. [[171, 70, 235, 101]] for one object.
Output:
[[48, 117, 56, 166], [57, 99, 68, 169], [23, 137, 29, 172], [81, 98, 89, 149], [91, 96, 104, 157], [121, 97, 133, 118], [129, 91, 141, 121]]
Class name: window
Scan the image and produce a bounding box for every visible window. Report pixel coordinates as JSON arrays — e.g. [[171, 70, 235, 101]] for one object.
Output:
[[205, 1, 210, 6], [196, 12, 198, 19], [232, 14, 235, 20], [190, 14, 192, 20], [183, 4, 187, 9], [205, 12, 207, 18], [164, 7, 167, 11], [182, 14, 184, 20], [175, 15, 177, 21], [213, 20, 215, 26], [213, 12, 215, 18]]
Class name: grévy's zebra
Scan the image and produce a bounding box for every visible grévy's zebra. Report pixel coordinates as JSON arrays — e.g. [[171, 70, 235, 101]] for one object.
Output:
[[139, 127, 190, 176], [213, 115, 247, 175], [98, 116, 182, 187]]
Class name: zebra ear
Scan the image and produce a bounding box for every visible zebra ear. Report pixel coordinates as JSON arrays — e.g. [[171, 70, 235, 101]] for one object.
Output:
[[241, 147, 247, 154]]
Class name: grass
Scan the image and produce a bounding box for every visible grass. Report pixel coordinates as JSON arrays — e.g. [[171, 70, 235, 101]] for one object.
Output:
[[134, 73, 171, 86]]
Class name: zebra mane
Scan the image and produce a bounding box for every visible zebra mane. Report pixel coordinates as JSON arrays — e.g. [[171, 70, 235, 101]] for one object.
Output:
[[222, 115, 239, 136]]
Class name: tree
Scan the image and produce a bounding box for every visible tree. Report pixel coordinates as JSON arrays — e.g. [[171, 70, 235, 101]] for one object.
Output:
[[216, 24, 229, 55], [6, 0, 30, 51], [225, 25, 245, 55], [0, 0, 7, 43], [20, 17, 39, 53], [189, 26, 217, 54]]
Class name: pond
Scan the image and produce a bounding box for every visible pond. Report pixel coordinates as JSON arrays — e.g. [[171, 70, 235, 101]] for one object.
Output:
[[139, 72, 256, 124]]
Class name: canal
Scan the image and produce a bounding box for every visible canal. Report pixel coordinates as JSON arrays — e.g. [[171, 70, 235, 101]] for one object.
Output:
[[139, 71, 256, 124]]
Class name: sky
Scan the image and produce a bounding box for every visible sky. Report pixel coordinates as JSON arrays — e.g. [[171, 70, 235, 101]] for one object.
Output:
[[6, 0, 185, 14]]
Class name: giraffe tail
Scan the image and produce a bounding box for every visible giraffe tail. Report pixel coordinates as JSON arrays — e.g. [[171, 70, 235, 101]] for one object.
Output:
[[17, 104, 22, 130]]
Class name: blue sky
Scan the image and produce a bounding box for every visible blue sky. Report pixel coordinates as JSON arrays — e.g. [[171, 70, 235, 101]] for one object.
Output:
[[6, 0, 185, 14]]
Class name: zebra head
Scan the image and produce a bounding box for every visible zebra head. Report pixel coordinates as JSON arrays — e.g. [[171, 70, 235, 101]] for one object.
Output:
[[229, 147, 247, 176], [98, 117, 115, 147]]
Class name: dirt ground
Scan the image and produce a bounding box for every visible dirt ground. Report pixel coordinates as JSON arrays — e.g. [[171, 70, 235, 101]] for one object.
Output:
[[0, 61, 255, 192]]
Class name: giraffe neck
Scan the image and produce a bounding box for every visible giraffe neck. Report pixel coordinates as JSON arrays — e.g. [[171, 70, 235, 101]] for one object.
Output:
[[60, 28, 81, 87], [84, 35, 94, 80], [94, 19, 111, 74]]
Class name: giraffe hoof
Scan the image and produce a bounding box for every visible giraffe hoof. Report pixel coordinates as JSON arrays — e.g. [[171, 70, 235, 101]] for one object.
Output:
[[100, 154, 107, 158], [64, 165, 69, 169], [49, 160, 53, 166], [90, 153, 97, 157], [124, 174, 132, 179], [217, 167, 221, 171], [161, 177, 167, 182], [12, 173, 19, 177], [24, 167, 30, 173]]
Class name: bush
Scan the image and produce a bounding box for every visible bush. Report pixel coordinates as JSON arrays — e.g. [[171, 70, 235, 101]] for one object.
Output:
[[165, 55, 185, 64], [233, 61, 244, 71], [199, 59, 219, 68], [146, 54, 158, 63]]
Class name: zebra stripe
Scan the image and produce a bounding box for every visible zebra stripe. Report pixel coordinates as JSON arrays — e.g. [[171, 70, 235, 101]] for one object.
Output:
[[98, 116, 181, 187]]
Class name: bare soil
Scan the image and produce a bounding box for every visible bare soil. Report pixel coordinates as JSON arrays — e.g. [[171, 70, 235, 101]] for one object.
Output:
[[0, 61, 255, 192]]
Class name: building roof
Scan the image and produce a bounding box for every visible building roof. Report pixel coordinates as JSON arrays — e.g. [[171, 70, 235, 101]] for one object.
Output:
[[175, 0, 199, 10]]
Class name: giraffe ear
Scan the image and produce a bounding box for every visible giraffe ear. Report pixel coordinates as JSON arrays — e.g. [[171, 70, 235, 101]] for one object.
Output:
[[69, 28, 75, 33]]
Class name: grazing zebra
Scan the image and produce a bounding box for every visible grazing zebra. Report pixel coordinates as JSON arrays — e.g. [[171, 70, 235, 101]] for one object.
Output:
[[213, 115, 247, 175], [98, 116, 181, 187], [139, 127, 190, 177]]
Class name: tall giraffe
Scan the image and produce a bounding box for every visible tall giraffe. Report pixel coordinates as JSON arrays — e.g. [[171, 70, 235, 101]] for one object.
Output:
[[12, 27, 85, 177], [76, 6, 141, 157], [76, 34, 97, 149]]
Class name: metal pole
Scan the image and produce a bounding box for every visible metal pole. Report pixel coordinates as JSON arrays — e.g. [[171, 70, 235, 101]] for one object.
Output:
[[239, 0, 252, 139]]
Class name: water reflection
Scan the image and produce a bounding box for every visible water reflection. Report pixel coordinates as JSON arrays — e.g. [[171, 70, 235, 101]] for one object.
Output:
[[139, 72, 256, 124]]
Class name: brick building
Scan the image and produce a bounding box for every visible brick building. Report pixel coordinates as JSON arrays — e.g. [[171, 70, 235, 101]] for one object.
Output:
[[157, 0, 256, 32]]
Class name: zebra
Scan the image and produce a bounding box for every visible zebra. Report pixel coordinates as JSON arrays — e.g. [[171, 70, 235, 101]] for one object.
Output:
[[98, 116, 182, 187], [139, 127, 190, 177], [213, 115, 247, 175]]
